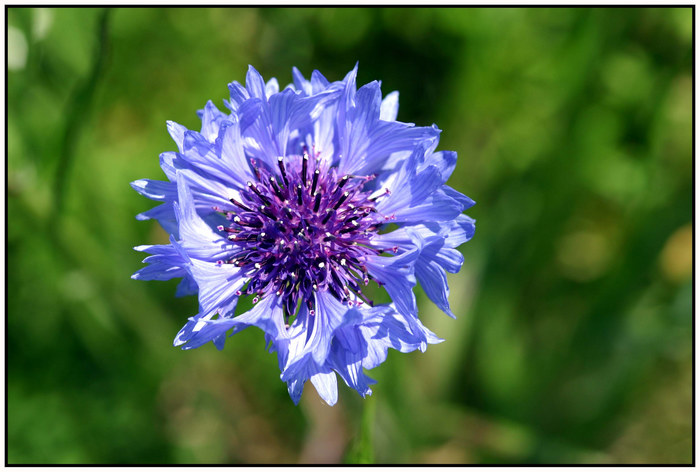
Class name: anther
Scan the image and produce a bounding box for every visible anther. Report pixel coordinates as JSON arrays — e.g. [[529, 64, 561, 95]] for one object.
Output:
[[333, 191, 350, 210], [230, 198, 252, 212], [322, 209, 335, 225], [313, 192, 322, 212], [337, 175, 350, 190], [250, 158, 262, 181], [259, 205, 277, 220], [248, 182, 270, 205], [311, 170, 320, 194], [296, 184, 303, 206], [269, 176, 285, 200], [302, 154, 308, 184], [277, 156, 289, 187]]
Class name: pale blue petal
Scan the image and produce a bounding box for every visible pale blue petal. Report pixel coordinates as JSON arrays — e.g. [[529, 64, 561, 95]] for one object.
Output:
[[227, 81, 249, 111], [379, 90, 399, 122], [198, 100, 229, 142], [245, 65, 267, 99], [265, 77, 279, 98], [415, 259, 454, 319], [310, 371, 338, 406], [174, 173, 234, 261], [421, 150, 457, 181], [167, 121, 187, 152], [130, 179, 176, 201], [442, 185, 476, 211], [365, 249, 419, 318]]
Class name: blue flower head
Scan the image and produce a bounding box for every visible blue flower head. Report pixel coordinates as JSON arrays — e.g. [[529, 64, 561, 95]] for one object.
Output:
[[132, 65, 475, 406]]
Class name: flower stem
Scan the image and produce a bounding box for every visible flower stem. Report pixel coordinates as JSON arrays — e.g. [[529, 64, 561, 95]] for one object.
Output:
[[346, 397, 375, 464]]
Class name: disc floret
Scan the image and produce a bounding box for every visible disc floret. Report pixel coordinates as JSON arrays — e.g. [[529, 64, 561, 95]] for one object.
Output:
[[216, 149, 382, 325]]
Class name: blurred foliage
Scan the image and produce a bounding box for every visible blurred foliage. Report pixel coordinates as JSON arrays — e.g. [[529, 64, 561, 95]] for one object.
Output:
[[7, 7, 692, 464]]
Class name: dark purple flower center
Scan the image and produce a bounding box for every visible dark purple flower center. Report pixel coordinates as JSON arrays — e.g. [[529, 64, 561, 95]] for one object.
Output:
[[216, 150, 390, 327]]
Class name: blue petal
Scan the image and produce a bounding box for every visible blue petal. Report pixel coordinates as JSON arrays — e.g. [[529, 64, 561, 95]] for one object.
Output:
[[175, 292, 286, 351], [130, 179, 176, 202], [442, 185, 476, 211], [358, 307, 443, 369], [329, 349, 375, 398], [286, 377, 305, 405], [284, 292, 360, 372], [179, 315, 238, 350], [187, 257, 245, 317], [170, 235, 244, 318], [175, 275, 198, 297], [217, 120, 256, 187], [132, 243, 187, 282], [231, 295, 287, 341], [334, 64, 358, 169], [415, 259, 454, 319], [182, 129, 247, 190], [198, 100, 229, 142], [167, 155, 243, 214], [310, 371, 338, 406], [365, 249, 419, 319], [292, 67, 312, 95], [373, 144, 464, 224], [448, 214, 476, 247], [245, 65, 267, 100], [310, 69, 331, 93], [421, 150, 457, 182], [135, 203, 178, 234], [265, 77, 279, 98], [379, 91, 399, 122], [227, 81, 249, 111], [174, 173, 234, 261], [390, 190, 465, 224], [158, 152, 179, 181], [339, 121, 440, 176], [167, 121, 187, 152], [371, 215, 475, 252], [131, 261, 185, 281]]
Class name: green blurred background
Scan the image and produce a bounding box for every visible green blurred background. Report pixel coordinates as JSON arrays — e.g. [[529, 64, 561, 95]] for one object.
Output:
[[7, 7, 693, 464]]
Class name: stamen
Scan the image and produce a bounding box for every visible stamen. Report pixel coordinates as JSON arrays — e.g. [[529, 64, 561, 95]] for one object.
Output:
[[221, 152, 382, 317], [322, 209, 335, 224], [249, 182, 271, 205], [269, 176, 285, 200], [278, 156, 289, 187], [301, 154, 308, 185], [311, 170, 319, 194], [230, 198, 252, 212], [337, 175, 350, 191], [333, 191, 350, 210]]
